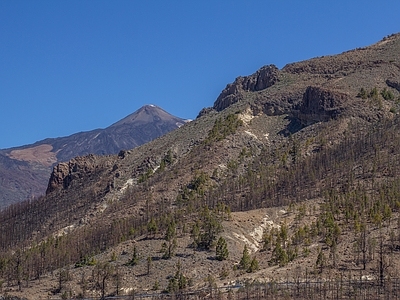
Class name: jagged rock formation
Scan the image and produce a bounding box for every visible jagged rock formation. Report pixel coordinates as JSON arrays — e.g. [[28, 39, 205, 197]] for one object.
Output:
[[46, 155, 98, 193], [213, 65, 280, 111], [297, 86, 348, 125]]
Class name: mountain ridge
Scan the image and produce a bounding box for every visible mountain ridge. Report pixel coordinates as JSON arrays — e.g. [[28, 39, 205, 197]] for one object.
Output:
[[1, 33, 400, 298], [0, 104, 189, 208]]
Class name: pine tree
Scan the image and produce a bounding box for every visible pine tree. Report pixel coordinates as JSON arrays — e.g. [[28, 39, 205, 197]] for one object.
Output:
[[271, 241, 288, 267], [316, 248, 325, 273], [247, 257, 259, 273], [147, 217, 158, 238], [191, 206, 223, 250], [239, 245, 251, 270], [166, 262, 187, 293], [127, 246, 139, 266], [147, 256, 152, 275], [162, 220, 177, 259], [215, 237, 229, 261]]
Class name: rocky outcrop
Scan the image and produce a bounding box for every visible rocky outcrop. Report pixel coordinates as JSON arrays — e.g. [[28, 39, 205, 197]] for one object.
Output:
[[196, 107, 215, 118], [46, 155, 97, 194], [297, 86, 348, 125], [213, 65, 280, 111], [386, 79, 400, 92]]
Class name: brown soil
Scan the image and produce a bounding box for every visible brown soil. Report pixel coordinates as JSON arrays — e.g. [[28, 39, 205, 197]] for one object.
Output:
[[7, 144, 57, 167]]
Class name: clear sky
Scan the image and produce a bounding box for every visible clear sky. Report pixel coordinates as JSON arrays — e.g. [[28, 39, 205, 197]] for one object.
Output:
[[0, 1, 399, 149]]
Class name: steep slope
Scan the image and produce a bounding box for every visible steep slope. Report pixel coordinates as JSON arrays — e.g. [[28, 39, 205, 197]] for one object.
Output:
[[1, 33, 400, 299], [0, 105, 188, 208]]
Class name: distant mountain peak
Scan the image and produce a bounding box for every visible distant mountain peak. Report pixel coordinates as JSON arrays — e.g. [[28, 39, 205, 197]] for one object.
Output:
[[0, 104, 188, 208], [109, 104, 186, 128]]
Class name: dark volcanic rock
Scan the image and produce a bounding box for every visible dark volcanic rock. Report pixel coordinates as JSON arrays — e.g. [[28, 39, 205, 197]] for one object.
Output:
[[213, 65, 280, 111], [196, 107, 215, 119], [386, 79, 400, 92], [297, 86, 348, 125], [46, 155, 98, 194]]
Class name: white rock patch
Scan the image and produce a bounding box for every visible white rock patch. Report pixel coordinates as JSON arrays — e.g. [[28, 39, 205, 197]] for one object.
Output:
[[233, 232, 259, 253], [245, 131, 258, 139], [120, 178, 134, 193], [239, 110, 255, 124], [249, 215, 281, 251], [233, 213, 282, 253], [53, 224, 76, 238]]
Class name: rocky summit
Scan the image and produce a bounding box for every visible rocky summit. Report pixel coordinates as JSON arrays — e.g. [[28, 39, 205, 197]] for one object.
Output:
[[0, 105, 188, 208], [1, 33, 400, 299]]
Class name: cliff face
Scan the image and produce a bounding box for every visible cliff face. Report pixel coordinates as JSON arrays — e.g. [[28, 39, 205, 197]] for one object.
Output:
[[297, 86, 348, 125], [46, 155, 98, 194], [213, 65, 280, 111]]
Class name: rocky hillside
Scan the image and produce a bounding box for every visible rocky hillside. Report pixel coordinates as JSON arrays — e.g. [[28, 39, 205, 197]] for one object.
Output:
[[1, 33, 400, 299], [0, 105, 188, 208]]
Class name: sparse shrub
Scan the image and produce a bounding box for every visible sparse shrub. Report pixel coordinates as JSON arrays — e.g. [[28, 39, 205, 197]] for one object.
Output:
[[110, 252, 117, 262], [227, 159, 239, 173], [159, 150, 174, 172], [61, 291, 68, 300], [369, 87, 379, 100], [75, 255, 97, 268], [205, 274, 217, 292], [204, 113, 243, 144], [357, 88, 368, 99], [128, 227, 135, 236], [138, 168, 154, 183], [219, 265, 230, 279], [381, 88, 394, 100], [152, 280, 159, 291]]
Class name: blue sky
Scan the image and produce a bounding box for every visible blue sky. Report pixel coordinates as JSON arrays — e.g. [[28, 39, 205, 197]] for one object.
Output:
[[0, 1, 399, 149]]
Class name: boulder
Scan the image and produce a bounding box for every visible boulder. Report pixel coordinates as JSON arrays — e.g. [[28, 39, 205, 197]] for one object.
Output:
[[386, 79, 400, 92]]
